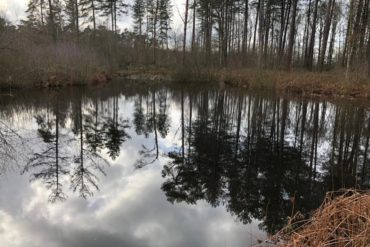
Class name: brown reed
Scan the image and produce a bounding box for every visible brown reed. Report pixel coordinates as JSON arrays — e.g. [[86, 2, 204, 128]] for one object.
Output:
[[276, 190, 370, 247]]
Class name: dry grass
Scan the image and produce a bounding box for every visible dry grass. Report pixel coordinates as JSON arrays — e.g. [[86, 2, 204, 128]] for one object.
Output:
[[171, 66, 218, 84], [0, 41, 110, 88], [275, 190, 370, 247], [218, 69, 370, 100], [129, 67, 370, 100], [0, 26, 122, 88]]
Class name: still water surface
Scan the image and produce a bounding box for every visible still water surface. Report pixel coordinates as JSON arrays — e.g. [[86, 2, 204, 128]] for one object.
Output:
[[0, 82, 369, 247]]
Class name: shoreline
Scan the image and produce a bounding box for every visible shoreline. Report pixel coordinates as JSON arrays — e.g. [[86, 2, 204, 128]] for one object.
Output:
[[216, 69, 370, 100], [2, 68, 370, 103]]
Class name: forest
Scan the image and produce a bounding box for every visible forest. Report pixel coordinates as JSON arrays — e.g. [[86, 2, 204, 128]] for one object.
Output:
[[1, 0, 370, 90], [2, 1, 370, 246]]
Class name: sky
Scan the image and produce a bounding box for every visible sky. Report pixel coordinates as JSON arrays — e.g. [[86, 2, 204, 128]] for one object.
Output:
[[0, 0, 185, 32], [0, 0, 28, 22]]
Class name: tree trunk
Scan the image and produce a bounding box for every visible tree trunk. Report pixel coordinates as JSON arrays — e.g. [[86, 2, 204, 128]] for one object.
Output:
[[287, 0, 298, 70], [92, 0, 96, 31], [319, 0, 335, 71], [307, 0, 319, 70], [191, 0, 196, 52], [183, 0, 190, 64], [75, 0, 80, 40], [242, 0, 249, 57], [47, 0, 57, 41]]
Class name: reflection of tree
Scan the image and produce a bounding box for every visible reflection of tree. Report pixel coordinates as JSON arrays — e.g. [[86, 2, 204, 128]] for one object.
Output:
[[322, 106, 367, 189], [161, 92, 338, 234], [163, 123, 313, 233], [0, 121, 23, 173], [24, 93, 122, 201], [161, 151, 203, 204], [157, 89, 170, 138], [9, 86, 370, 220], [241, 137, 314, 233], [162, 90, 233, 207], [23, 101, 69, 203], [133, 96, 147, 136], [135, 89, 170, 168], [71, 97, 109, 199], [136, 91, 159, 167], [103, 96, 131, 160], [361, 117, 370, 186], [84, 98, 105, 154]]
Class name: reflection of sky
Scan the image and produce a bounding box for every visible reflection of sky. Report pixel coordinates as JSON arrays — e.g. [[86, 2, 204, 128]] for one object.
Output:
[[0, 94, 266, 247]]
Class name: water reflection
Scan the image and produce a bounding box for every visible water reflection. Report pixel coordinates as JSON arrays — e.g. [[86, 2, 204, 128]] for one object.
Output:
[[23, 100, 71, 202], [0, 120, 23, 173], [134, 90, 169, 168], [159, 90, 370, 233], [0, 84, 370, 241]]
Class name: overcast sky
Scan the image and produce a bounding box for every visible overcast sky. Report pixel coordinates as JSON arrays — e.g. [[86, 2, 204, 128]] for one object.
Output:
[[0, 0, 185, 32]]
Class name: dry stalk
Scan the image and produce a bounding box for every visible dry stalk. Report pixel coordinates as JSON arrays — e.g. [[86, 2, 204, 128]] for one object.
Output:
[[275, 190, 370, 247]]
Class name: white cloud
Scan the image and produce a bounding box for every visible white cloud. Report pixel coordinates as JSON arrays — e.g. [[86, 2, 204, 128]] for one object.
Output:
[[1, 0, 28, 23]]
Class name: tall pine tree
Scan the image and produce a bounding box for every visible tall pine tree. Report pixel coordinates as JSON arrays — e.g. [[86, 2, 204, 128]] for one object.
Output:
[[24, 0, 46, 27], [158, 0, 171, 48], [80, 0, 98, 31], [65, 0, 78, 33], [98, 0, 128, 33], [132, 0, 146, 35]]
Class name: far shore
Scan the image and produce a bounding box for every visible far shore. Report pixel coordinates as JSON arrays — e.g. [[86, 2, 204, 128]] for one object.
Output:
[[2, 67, 370, 102]]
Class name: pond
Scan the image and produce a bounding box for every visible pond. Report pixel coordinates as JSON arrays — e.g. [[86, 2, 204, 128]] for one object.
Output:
[[0, 81, 369, 247]]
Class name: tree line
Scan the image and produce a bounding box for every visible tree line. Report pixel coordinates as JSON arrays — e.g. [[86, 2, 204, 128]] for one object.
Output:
[[21, 0, 172, 65], [180, 0, 370, 73], [1, 0, 370, 83], [19, 0, 370, 72]]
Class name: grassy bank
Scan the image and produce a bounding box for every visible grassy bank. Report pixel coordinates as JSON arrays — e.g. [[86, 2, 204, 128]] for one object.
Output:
[[2, 19, 370, 98], [0, 23, 120, 88], [4, 60, 370, 102], [0, 18, 174, 89], [3, 41, 370, 102], [0, 41, 113, 88], [215, 69, 370, 100], [166, 67, 370, 100]]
